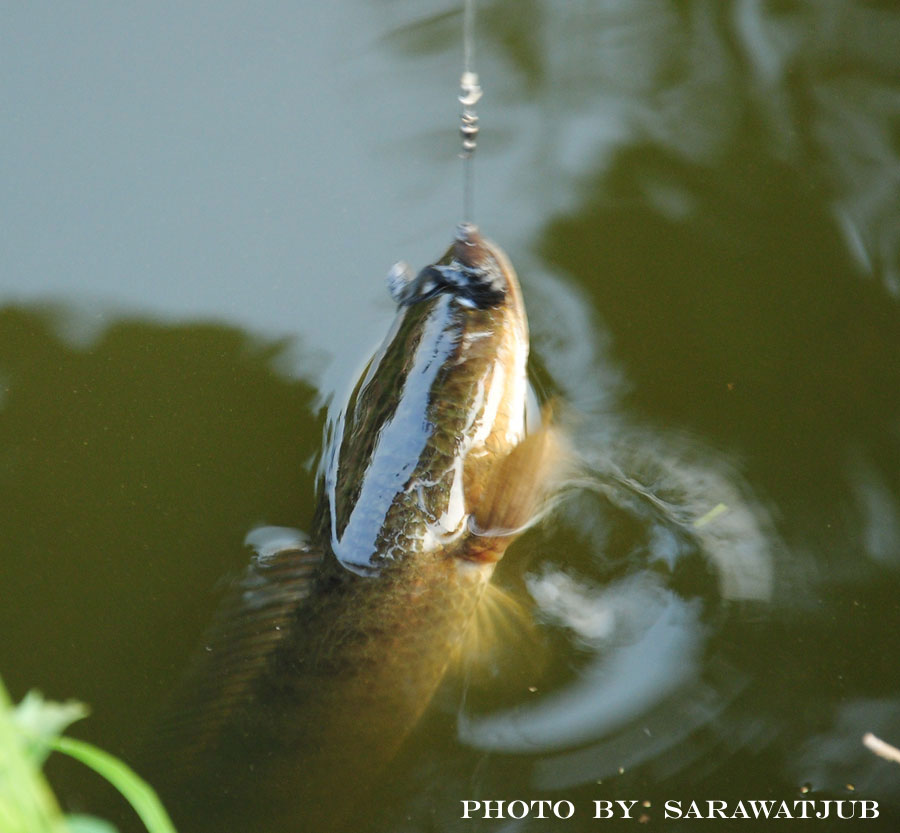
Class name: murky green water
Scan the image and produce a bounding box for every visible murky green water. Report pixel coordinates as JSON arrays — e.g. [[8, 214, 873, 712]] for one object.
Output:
[[3, 1, 900, 830]]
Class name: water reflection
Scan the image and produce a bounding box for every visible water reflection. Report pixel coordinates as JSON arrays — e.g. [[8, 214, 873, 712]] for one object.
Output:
[[385, 0, 900, 826], [796, 699, 900, 804], [0, 305, 322, 825], [456, 417, 781, 799], [461, 573, 704, 753], [3, 0, 900, 828], [848, 449, 900, 569], [576, 430, 777, 601]]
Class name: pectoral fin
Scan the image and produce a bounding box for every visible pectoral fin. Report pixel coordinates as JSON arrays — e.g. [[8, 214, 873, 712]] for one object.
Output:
[[405, 576, 542, 703], [464, 579, 537, 662], [471, 420, 570, 542]]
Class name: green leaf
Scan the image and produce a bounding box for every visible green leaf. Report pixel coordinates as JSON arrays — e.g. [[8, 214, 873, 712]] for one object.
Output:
[[48, 737, 177, 833], [0, 680, 68, 833], [12, 691, 89, 767], [64, 813, 120, 833]]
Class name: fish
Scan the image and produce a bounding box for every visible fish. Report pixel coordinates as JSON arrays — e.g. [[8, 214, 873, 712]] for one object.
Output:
[[153, 223, 566, 832]]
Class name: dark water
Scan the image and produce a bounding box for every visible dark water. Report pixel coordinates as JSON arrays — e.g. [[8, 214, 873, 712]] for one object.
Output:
[[3, 1, 900, 830]]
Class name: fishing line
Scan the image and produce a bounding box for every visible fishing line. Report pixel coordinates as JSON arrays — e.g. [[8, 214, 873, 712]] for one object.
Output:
[[459, 0, 482, 225]]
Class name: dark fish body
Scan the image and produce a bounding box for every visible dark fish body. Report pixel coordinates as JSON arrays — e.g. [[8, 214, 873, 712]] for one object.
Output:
[[154, 225, 561, 831]]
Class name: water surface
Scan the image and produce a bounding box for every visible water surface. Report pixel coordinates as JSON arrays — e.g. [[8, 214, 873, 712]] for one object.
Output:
[[3, 1, 900, 830]]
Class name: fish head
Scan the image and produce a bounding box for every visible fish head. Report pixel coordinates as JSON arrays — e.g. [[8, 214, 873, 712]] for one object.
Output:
[[388, 223, 526, 322], [320, 225, 534, 574]]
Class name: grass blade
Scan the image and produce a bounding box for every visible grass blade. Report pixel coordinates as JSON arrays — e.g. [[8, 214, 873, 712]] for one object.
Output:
[[48, 737, 177, 833]]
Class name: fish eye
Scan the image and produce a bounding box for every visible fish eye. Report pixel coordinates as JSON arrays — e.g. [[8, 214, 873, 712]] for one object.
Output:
[[386, 261, 414, 303]]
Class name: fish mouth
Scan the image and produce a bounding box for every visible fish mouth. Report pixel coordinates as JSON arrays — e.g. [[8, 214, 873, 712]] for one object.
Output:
[[453, 222, 491, 269], [453, 223, 524, 312], [390, 223, 518, 310]]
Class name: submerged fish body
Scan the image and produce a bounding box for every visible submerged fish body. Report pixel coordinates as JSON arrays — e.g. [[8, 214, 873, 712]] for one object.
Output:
[[157, 225, 562, 830]]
